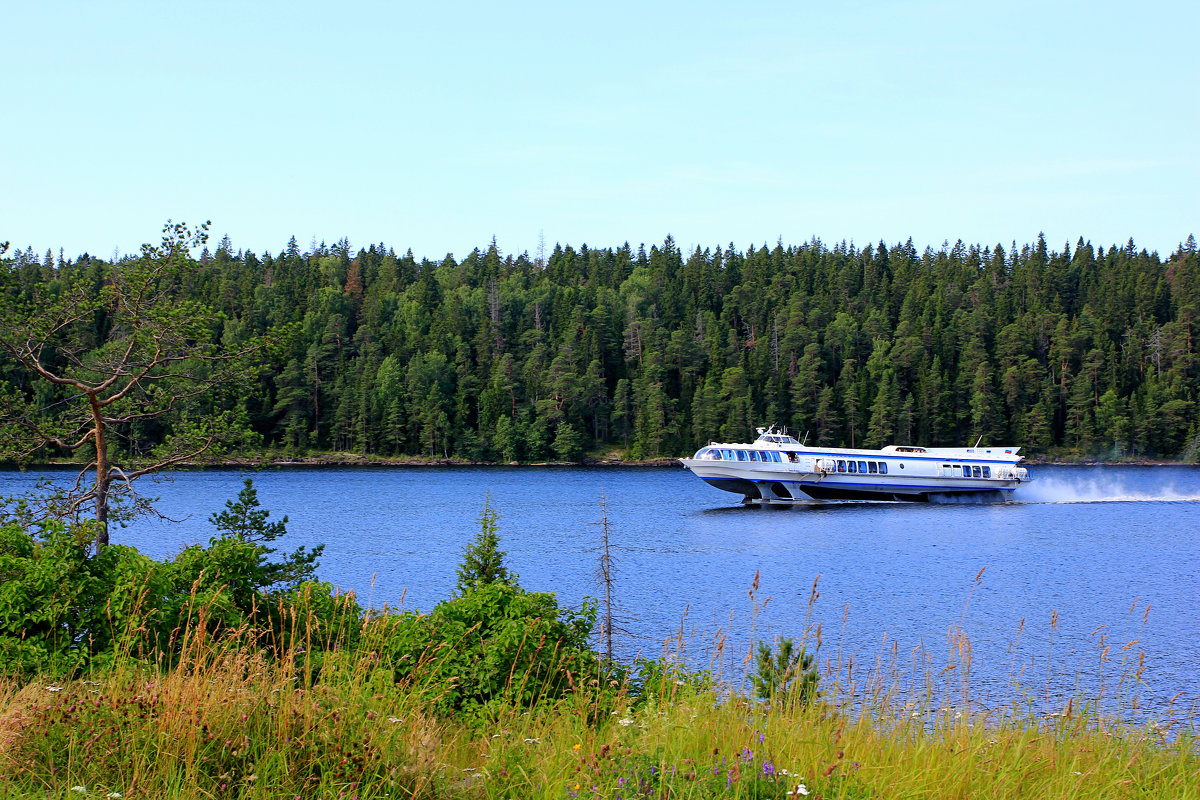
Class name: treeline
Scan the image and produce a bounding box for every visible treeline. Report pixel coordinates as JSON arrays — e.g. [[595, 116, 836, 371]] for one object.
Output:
[[3, 231, 1198, 461]]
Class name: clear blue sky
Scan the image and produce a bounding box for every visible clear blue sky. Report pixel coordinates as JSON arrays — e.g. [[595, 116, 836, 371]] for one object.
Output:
[[3, 0, 1197, 262]]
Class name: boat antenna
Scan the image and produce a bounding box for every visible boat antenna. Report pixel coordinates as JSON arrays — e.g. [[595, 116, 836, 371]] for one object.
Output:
[[974, 434, 983, 448], [801, 431, 809, 446]]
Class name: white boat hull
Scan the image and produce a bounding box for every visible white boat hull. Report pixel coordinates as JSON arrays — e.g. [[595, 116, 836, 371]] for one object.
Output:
[[682, 431, 1031, 504]]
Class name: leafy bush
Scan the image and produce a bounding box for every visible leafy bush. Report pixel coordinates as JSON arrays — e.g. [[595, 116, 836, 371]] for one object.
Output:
[[0, 519, 172, 675], [383, 582, 604, 715], [0, 479, 330, 676], [630, 656, 714, 709]]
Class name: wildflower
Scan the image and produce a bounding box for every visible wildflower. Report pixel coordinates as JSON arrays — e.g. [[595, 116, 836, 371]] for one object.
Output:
[[387, 717, 402, 723], [762, 761, 775, 777], [48, 686, 64, 692], [108, 794, 123, 799], [573, 743, 582, 750], [788, 785, 809, 797], [523, 737, 541, 744], [618, 718, 634, 726], [70, 788, 87, 795]]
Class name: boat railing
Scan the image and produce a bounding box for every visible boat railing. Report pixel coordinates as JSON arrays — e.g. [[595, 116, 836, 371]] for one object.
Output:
[[995, 466, 1030, 481]]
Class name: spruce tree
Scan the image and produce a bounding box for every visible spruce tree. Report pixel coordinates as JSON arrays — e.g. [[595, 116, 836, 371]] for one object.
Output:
[[455, 494, 518, 595]]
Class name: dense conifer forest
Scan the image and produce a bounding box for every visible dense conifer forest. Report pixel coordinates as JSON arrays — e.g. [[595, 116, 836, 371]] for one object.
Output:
[[3, 231, 1198, 463]]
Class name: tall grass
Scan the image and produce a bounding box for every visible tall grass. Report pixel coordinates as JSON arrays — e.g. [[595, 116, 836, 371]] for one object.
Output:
[[1, 585, 1196, 799]]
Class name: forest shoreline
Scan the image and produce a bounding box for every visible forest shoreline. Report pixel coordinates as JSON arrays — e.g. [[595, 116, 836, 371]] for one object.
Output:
[[12, 451, 1196, 470]]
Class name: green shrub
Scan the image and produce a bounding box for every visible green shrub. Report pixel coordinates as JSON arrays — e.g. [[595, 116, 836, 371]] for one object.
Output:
[[0, 480, 330, 676], [0, 519, 171, 675], [385, 582, 603, 715]]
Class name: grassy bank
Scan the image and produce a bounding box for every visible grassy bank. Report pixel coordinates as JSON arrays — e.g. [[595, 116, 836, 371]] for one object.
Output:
[[1, 621, 1196, 800]]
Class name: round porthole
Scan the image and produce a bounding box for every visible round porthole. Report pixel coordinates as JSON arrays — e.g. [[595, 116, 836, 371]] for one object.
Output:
[[899, 463, 904, 469]]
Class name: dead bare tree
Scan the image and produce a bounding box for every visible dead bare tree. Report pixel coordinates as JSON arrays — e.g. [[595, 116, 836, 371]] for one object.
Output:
[[0, 221, 287, 548], [592, 491, 636, 663]]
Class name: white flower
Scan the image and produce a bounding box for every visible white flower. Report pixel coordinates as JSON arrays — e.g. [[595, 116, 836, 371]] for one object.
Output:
[[522, 737, 540, 744], [48, 686, 63, 692], [788, 784, 809, 797], [387, 717, 402, 723], [107, 794, 123, 798], [618, 718, 634, 726], [70, 788, 87, 795]]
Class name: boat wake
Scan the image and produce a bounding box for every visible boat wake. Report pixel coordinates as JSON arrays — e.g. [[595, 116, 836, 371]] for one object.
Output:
[[1015, 474, 1200, 504]]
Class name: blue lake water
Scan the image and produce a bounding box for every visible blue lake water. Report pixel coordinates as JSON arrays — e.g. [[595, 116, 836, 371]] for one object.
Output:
[[3, 464, 1198, 717]]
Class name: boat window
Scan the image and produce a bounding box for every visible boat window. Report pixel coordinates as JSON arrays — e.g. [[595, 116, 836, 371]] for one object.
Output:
[[722, 450, 734, 460], [973, 465, 981, 478], [748, 451, 758, 461], [771, 451, 782, 463], [847, 461, 857, 473], [737, 450, 747, 461], [858, 460, 868, 473], [982, 466, 990, 478], [878, 462, 888, 475], [837, 460, 846, 472], [867, 461, 877, 474], [787, 451, 798, 462]]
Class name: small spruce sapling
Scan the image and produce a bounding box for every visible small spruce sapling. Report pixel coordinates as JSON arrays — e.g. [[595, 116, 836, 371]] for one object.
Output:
[[209, 477, 323, 591], [752, 636, 819, 706], [455, 493, 518, 595]]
